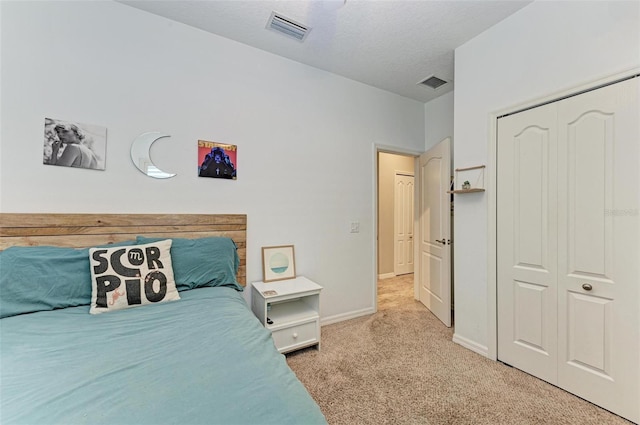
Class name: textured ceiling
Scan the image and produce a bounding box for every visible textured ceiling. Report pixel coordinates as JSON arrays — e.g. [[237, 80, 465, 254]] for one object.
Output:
[[119, 0, 532, 103]]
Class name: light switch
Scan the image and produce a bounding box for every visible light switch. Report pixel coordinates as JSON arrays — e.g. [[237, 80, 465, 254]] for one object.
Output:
[[350, 221, 360, 233]]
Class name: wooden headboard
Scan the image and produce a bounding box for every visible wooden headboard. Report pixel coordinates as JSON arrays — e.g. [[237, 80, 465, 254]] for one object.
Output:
[[0, 213, 247, 286]]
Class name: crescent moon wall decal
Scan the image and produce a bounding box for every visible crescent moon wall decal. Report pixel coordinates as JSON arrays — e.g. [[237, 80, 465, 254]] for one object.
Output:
[[130, 132, 177, 179]]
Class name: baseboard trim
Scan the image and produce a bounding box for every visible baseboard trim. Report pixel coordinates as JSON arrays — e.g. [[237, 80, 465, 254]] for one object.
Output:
[[321, 307, 375, 326], [378, 273, 396, 280], [452, 333, 490, 358]]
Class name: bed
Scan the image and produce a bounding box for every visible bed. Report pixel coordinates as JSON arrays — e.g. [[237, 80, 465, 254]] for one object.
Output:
[[0, 213, 327, 425]]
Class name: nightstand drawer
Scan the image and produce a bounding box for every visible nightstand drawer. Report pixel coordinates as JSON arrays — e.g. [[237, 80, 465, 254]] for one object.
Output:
[[271, 320, 319, 353]]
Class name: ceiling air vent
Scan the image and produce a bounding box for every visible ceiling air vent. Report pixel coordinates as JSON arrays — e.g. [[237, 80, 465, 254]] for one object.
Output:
[[419, 75, 449, 90], [267, 12, 310, 42]]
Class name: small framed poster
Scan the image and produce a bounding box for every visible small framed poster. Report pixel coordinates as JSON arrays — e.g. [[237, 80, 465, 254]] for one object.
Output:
[[43, 117, 106, 171], [262, 245, 296, 282], [198, 140, 237, 179]]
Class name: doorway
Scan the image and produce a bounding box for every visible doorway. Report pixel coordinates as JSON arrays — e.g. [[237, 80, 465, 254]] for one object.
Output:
[[376, 151, 416, 313], [377, 151, 415, 280], [376, 144, 454, 323]]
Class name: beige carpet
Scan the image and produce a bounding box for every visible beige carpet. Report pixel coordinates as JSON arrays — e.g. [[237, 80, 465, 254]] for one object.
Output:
[[286, 275, 632, 425]]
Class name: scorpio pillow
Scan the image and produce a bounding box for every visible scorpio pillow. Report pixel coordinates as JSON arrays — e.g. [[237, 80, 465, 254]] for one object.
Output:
[[88, 239, 179, 314]]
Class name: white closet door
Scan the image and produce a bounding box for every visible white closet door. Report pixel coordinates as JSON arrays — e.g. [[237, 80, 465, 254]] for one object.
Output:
[[497, 104, 559, 383], [556, 77, 639, 423], [394, 173, 414, 275], [498, 76, 639, 423]]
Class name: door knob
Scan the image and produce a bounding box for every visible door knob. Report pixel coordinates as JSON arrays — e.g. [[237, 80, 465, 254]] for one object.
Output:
[[582, 283, 593, 291], [435, 239, 445, 244]]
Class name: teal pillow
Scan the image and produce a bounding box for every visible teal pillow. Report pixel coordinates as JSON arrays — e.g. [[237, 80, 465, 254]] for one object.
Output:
[[0, 241, 137, 318], [0, 246, 91, 318], [136, 236, 242, 292]]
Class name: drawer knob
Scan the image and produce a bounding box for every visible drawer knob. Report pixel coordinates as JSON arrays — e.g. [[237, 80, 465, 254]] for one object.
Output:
[[582, 283, 593, 291], [292, 332, 298, 339]]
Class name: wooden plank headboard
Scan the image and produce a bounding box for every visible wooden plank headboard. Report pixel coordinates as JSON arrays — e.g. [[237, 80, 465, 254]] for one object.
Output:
[[0, 213, 247, 286]]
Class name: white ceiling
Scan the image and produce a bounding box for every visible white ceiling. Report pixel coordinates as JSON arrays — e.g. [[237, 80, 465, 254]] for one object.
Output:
[[119, 0, 532, 103]]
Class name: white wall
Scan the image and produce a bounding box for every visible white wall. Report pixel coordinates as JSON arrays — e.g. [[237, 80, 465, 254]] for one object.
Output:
[[0, 1, 425, 323], [424, 91, 454, 151], [453, 0, 640, 355]]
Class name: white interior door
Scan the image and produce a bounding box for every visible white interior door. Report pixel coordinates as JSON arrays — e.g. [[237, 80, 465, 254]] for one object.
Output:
[[497, 104, 559, 383], [394, 173, 414, 275], [556, 77, 638, 423], [418, 138, 451, 327], [497, 77, 639, 423]]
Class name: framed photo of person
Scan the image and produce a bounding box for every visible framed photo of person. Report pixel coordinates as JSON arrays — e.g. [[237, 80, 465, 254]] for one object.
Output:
[[43, 117, 106, 171], [262, 245, 296, 282]]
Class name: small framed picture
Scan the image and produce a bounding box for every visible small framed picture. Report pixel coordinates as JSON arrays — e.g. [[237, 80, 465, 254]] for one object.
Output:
[[197, 140, 237, 180], [262, 245, 296, 282], [43, 117, 107, 171]]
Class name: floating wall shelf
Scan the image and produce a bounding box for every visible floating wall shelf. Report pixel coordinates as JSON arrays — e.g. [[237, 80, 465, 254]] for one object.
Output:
[[448, 165, 486, 194]]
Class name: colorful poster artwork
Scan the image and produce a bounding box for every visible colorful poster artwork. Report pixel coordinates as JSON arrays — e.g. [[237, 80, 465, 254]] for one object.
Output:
[[43, 117, 107, 171], [198, 140, 237, 180]]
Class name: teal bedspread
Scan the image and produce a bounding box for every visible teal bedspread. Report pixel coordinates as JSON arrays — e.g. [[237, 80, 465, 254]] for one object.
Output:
[[0, 287, 326, 425]]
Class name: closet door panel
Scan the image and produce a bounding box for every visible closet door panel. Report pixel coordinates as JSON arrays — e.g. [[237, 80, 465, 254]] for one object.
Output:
[[566, 110, 613, 279], [557, 77, 639, 423], [566, 292, 612, 375], [497, 105, 558, 383]]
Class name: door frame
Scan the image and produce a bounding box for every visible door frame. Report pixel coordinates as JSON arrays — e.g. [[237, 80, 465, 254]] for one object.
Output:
[[373, 144, 422, 312], [486, 67, 640, 360]]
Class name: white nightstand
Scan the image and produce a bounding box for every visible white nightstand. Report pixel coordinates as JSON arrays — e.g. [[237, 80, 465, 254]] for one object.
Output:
[[251, 276, 322, 354]]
